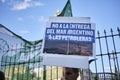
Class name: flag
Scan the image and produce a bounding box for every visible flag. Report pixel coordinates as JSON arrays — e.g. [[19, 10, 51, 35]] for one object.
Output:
[[0, 24, 43, 69], [57, 0, 73, 17], [0, 24, 31, 54]]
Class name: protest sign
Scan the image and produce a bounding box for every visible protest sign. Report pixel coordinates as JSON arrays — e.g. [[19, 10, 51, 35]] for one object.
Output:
[[42, 17, 95, 68]]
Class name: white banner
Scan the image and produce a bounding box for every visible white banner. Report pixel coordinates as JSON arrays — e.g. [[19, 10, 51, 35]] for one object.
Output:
[[43, 54, 88, 69]]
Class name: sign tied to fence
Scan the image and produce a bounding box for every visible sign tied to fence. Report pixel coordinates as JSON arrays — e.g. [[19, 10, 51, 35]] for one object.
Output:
[[42, 17, 95, 68]]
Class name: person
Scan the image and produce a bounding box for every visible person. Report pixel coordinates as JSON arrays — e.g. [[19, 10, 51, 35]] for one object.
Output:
[[0, 71, 5, 80], [61, 67, 79, 80]]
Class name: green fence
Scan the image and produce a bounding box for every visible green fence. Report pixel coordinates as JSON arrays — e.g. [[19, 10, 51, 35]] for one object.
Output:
[[1, 43, 63, 80]]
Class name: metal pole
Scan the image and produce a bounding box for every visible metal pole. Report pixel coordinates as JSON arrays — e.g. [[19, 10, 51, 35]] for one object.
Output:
[[97, 31, 105, 80], [104, 30, 113, 79], [43, 65, 46, 80]]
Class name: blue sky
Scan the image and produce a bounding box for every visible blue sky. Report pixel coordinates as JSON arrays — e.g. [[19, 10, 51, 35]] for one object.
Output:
[[0, 0, 120, 41]]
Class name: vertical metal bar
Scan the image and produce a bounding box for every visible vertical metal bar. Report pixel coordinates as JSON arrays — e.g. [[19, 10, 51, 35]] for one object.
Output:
[[24, 47, 32, 80], [97, 31, 105, 80], [7, 55, 10, 80], [16, 44, 19, 80], [20, 59, 25, 80], [94, 59, 98, 80], [11, 45, 15, 80], [56, 66, 58, 80], [117, 27, 120, 38], [22, 43, 25, 80], [8, 45, 13, 80], [88, 64, 91, 80], [11, 60, 15, 80], [33, 46, 35, 80], [37, 44, 42, 80], [38, 53, 41, 80], [2, 47, 8, 80], [3, 47, 8, 80], [17, 43, 22, 80], [111, 28, 120, 79], [104, 30, 113, 79], [43, 65, 46, 80], [16, 62, 20, 80], [112, 51, 117, 80], [1, 45, 7, 72], [51, 66, 52, 80], [12, 44, 18, 80]]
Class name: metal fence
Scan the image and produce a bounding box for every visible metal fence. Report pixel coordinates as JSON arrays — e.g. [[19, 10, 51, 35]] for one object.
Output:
[[0, 27, 120, 80], [1, 42, 63, 80], [90, 27, 120, 80]]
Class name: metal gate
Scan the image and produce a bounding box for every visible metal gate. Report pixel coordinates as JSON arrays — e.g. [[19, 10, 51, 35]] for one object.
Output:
[[1, 27, 120, 80], [89, 27, 120, 80]]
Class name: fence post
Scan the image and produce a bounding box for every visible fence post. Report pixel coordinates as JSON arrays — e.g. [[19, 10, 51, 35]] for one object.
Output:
[[43, 65, 46, 80]]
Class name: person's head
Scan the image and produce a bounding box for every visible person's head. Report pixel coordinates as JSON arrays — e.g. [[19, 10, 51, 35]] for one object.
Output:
[[62, 67, 79, 80], [0, 71, 5, 80]]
